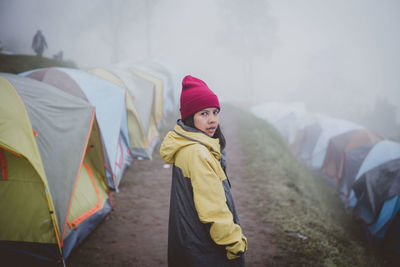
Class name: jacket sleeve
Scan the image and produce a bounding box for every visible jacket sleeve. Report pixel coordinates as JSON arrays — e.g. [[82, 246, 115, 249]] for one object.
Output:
[[188, 147, 247, 259]]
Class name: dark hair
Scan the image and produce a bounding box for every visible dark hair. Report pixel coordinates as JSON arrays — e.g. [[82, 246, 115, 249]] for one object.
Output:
[[183, 114, 226, 151]]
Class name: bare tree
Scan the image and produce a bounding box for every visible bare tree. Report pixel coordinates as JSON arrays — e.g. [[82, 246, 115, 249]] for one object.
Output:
[[144, 0, 159, 59], [363, 96, 399, 140], [95, 0, 159, 63], [105, 0, 128, 63], [216, 0, 275, 99]]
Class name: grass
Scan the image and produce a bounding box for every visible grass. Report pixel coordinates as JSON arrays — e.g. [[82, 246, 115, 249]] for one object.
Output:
[[233, 107, 394, 267], [0, 53, 77, 74]]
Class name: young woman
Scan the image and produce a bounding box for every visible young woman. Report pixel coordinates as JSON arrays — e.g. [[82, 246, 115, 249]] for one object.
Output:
[[160, 75, 247, 267]]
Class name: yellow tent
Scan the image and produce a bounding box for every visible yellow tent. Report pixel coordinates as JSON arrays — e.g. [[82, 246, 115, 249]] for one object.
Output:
[[130, 67, 164, 128], [88, 67, 160, 159], [1, 74, 111, 264]]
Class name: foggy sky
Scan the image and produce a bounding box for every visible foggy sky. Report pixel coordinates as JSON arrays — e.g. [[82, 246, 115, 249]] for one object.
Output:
[[1, 0, 399, 123]]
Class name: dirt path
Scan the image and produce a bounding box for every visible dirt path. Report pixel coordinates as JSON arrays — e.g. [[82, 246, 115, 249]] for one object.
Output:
[[68, 111, 275, 267], [68, 156, 171, 267], [222, 113, 277, 266]]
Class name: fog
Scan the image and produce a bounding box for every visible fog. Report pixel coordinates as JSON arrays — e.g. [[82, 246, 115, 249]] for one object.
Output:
[[1, 0, 400, 132]]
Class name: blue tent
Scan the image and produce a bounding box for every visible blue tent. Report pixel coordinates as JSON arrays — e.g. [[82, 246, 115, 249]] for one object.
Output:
[[352, 158, 400, 252], [347, 140, 400, 208]]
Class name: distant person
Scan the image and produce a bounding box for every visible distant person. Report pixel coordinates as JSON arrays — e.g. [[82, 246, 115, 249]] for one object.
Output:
[[160, 75, 247, 267], [0, 40, 3, 53], [31, 30, 47, 57]]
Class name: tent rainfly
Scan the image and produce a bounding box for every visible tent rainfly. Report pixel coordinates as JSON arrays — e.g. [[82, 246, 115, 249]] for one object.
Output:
[[88, 67, 160, 159], [353, 158, 400, 252], [21, 67, 132, 190], [347, 140, 400, 209], [0, 73, 111, 264], [322, 129, 382, 182]]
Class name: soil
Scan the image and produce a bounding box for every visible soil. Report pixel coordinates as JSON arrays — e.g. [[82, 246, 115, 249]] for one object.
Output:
[[67, 111, 276, 267]]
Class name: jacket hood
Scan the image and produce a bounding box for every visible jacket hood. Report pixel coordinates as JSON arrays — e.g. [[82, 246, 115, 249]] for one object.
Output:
[[160, 120, 221, 164]]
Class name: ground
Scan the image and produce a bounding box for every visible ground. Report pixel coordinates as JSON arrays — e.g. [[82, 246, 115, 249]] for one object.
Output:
[[67, 111, 276, 267]]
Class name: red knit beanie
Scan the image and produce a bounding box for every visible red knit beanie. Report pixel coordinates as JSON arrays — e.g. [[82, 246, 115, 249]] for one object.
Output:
[[180, 75, 220, 120]]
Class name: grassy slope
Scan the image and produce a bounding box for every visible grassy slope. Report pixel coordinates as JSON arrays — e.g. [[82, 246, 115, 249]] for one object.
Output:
[[0, 54, 77, 74], [234, 107, 391, 267]]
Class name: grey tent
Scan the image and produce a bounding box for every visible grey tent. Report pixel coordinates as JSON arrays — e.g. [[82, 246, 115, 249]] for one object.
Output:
[[0, 73, 111, 264], [339, 143, 375, 205], [296, 122, 322, 165]]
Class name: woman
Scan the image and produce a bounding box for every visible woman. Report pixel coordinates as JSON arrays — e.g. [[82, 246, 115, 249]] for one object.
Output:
[[160, 75, 247, 267]]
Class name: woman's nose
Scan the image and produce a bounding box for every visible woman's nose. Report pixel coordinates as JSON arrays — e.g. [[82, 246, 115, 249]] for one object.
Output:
[[209, 114, 218, 123]]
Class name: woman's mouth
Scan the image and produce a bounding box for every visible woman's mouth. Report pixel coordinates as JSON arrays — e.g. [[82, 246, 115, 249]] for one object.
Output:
[[206, 127, 216, 134]]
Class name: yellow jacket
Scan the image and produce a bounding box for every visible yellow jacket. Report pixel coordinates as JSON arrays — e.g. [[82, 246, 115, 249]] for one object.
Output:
[[160, 121, 247, 266]]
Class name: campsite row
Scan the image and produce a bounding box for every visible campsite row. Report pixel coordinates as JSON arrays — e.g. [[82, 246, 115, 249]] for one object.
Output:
[[251, 102, 400, 254], [0, 63, 180, 265]]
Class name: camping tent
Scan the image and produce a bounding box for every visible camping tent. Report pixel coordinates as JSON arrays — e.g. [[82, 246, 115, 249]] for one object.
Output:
[[21, 67, 132, 190], [273, 112, 298, 144], [0, 73, 111, 263], [338, 143, 376, 205], [296, 122, 322, 165], [129, 67, 164, 128], [88, 67, 159, 159], [289, 113, 322, 155], [250, 102, 309, 144], [310, 118, 362, 169], [122, 60, 181, 119], [352, 158, 400, 252], [322, 129, 382, 182], [347, 140, 400, 208]]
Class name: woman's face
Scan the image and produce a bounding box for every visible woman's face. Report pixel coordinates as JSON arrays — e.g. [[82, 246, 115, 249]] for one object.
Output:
[[193, 107, 220, 137]]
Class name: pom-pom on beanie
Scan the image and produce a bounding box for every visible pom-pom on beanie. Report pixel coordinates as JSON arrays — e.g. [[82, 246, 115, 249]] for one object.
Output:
[[180, 75, 220, 120]]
